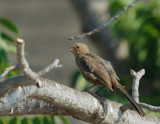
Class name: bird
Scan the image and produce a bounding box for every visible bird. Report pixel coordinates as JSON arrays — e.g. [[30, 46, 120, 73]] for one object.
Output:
[[68, 43, 145, 116]]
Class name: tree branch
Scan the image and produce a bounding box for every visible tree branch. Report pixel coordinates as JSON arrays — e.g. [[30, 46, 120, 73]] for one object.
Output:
[[68, 0, 139, 40], [131, 69, 145, 102], [1, 76, 159, 123], [121, 69, 160, 113], [0, 65, 18, 82], [38, 59, 62, 76], [16, 38, 39, 81], [0, 75, 29, 99], [0, 38, 62, 99], [121, 102, 160, 113]]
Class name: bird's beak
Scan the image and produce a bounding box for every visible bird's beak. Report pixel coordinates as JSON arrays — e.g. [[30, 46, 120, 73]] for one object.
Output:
[[68, 47, 75, 53]]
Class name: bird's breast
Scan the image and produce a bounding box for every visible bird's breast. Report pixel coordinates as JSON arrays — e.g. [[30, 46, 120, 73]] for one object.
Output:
[[75, 55, 89, 72]]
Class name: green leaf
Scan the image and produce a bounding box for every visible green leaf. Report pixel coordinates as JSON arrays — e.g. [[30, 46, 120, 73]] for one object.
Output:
[[0, 18, 18, 34], [58, 116, 69, 124], [1, 32, 15, 43], [0, 38, 16, 53], [0, 48, 7, 63]]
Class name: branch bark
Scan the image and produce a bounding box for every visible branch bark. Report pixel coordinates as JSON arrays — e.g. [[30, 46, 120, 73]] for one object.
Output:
[[0, 98, 67, 116]]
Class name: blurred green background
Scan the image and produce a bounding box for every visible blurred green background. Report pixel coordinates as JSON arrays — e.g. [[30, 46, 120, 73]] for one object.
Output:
[[1, 0, 160, 123], [0, 116, 69, 124]]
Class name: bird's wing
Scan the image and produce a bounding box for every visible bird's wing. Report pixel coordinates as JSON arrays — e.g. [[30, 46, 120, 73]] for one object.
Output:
[[81, 55, 113, 91], [103, 60, 120, 81], [86, 53, 120, 81]]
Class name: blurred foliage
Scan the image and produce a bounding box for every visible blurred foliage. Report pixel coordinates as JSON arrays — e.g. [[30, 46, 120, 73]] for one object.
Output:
[[107, 0, 160, 106], [0, 18, 18, 61], [144, 109, 160, 119], [0, 18, 18, 77], [70, 71, 89, 90], [0, 116, 69, 124], [108, 0, 160, 81], [108, 0, 160, 117], [0, 18, 18, 34]]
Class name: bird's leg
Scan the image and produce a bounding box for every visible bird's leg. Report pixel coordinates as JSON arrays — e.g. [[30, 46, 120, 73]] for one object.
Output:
[[83, 84, 97, 92], [95, 86, 105, 94]]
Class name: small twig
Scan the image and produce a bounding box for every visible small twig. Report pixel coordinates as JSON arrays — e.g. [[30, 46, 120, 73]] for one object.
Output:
[[121, 69, 145, 112], [67, 0, 139, 40], [121, 102, 160, 113], [38, 59, 62, 76], [139, 103, 160, 113], [0, 65, 18, 82], [131, 69, 145, 102]]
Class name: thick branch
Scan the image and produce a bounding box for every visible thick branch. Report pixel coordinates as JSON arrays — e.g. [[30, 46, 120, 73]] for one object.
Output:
[[68, 0, 139, 40], [30, 79, 160, 123], [0, 98, 67, 116], [0, 75, 31, 99], [1, 77, 159, 123]]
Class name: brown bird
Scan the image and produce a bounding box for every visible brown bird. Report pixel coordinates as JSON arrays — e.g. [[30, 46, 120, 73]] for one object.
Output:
[[69, 43, 145, 116]]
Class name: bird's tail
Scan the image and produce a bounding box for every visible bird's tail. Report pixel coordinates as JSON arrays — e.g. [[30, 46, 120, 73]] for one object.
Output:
[[118, 84, 145, 116]]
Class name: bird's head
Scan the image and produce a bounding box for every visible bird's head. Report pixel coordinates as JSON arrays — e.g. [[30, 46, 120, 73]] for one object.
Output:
[[68, 43, 89, 56]]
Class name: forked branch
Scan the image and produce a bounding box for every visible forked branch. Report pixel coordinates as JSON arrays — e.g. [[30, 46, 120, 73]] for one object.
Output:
[[121, 69, 160, 113]]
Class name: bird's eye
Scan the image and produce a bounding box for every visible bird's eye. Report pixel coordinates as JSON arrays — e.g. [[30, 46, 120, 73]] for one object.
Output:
[[76, 46, 79, 49]]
